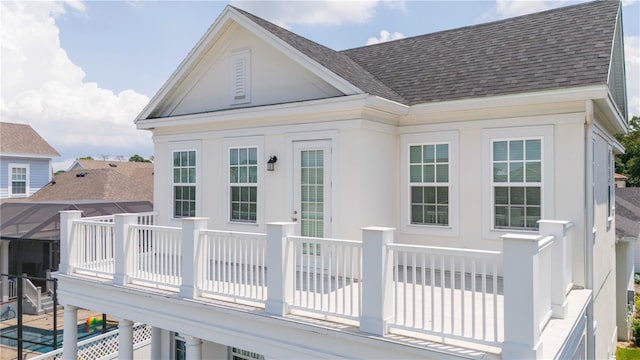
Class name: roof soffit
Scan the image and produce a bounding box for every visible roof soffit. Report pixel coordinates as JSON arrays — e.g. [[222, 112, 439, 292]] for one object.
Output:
[[136, 6, 361, 122]]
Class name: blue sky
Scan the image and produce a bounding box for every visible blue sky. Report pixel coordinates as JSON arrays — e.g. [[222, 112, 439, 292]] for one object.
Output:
[[1, 1, 639, 170]]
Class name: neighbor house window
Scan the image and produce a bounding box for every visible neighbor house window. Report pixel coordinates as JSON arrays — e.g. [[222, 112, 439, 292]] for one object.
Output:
[[409, 143, 449, 226], [492, 139, 542, 230], [229, 146, 257, 222], [173, 150, 196, 218], [9, 164, 28, 197]]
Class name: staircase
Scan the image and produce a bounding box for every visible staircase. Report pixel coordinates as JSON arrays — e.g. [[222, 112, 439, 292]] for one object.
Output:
[[40, 295, 56, 314]]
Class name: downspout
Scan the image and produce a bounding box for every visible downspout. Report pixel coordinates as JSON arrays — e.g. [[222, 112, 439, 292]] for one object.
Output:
[[584, 99, 595, 359]]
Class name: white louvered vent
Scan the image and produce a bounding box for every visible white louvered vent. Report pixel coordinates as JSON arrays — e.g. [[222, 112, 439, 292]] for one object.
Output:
[[230, 50, 251, 105]]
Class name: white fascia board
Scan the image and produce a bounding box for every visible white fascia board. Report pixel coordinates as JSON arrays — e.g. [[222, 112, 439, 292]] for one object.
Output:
[[135, 7, 237, 122], [0, 153, 57, 160], [407, 85, 610, 118], [226, 9, 362, 96], [136, 94, 406, 130]]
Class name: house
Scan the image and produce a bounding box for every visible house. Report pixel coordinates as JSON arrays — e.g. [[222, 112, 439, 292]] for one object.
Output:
[[54, 1, 629, 359], [616, 173, 629, 188], [0, 122, 60, 199]]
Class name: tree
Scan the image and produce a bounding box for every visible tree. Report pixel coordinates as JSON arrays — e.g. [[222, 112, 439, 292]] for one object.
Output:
[[79, 156, 93, 160], [615, 115, 640, 187], [129, 154, 151, 163]]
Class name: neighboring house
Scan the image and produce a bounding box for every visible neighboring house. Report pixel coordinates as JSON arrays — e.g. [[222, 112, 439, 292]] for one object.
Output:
[[615, 187, 640, 341], [616, 173, 629, 188], [0, 122, 60, 199], [55, 2, 629, 360], [30, 161, 154, 203]]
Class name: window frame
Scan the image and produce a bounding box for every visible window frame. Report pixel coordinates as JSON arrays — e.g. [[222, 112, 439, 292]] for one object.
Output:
[[400, 131, 459, 237], [228, 146, 259, 223], [482, 126, 554, 238], [491, 138, 543, 231], [8, 163, 29, 198], [223, 136, 264, 228], [172, 149, 197, 219]]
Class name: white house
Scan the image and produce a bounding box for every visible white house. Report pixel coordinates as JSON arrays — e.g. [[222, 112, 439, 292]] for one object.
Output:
[[54, 1, 630, 359]]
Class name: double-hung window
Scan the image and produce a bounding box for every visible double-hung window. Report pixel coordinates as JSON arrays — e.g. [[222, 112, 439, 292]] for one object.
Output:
[[173, 150, 196, 218], [409, 143, 449, 226], [492, 138, 542, 230], [10, 165, 27, 197], [229, 146, 258, 223]]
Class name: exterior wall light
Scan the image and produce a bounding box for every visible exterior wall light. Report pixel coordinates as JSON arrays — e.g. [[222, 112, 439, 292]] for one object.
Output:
[[267, 156, 277, 171]]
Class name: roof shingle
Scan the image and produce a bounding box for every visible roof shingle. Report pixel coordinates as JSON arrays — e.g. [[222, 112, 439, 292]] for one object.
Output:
[[0, 122, 60, 157]]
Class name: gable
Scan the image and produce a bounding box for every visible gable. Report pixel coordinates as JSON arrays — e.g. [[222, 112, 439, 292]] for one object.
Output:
[[146, 21, 344, 119], [607, 8, 627, 121]]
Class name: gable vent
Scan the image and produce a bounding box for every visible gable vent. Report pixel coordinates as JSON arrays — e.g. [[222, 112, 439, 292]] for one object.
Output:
[[230, 50, 251, 105]]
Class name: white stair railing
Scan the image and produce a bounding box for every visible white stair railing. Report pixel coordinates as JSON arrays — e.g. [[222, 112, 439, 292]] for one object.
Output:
[[22, 275, 41, 313]]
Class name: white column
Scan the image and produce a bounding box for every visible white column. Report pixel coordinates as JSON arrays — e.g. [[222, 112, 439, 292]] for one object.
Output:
[[184, 335, 202, 360], [114, 214, 139, 286], [62, 304, 78, 360], [1, 240, 9, 302], [360, 227, 395, 336], [179, 217, 208, 299], [501, 233, 543, 359], [59, 211, 83, 274], [118, 319, 134, 360], [539, 220, 572, 319], [265, 222, 295, 316], [151, 326, 162, 360]]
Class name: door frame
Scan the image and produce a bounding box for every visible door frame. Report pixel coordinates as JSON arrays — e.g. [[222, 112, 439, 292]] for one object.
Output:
[[286, 131, 338, 238]]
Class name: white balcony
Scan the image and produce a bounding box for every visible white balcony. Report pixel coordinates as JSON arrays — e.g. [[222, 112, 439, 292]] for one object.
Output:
[[56, 211, 590, 359]]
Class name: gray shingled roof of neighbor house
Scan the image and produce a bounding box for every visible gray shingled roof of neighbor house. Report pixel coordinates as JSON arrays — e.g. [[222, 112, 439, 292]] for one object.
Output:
[[616, 187, 640, 239], [0, 122, 60, 157], [235, 0, 619, 105]]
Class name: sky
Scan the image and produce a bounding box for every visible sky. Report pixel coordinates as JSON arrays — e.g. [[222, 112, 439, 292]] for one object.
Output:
[[1, 0, 639, 172]]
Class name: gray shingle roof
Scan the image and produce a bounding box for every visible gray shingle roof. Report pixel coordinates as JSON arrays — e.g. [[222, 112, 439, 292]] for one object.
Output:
[[0, 122, 60, 157], [234, 1, 619, 105], [616, 187, 640, 240]]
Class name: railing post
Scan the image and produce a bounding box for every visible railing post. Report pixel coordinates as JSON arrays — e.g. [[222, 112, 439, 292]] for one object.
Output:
[[179, 217, 208, 299], [1, 240, 9, 302], [360, 227, 395, 336], [114, 214, 140, 286], [502, 233, 543, 359], [265, 222, 295, 316], [539, 220, 572, 319], [59, 211, 83, 275]]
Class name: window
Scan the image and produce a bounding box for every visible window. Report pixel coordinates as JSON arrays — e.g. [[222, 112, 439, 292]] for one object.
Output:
[[9, 164, 28, 197], [231, 347, 263, 360], [174, 333, 186, 360], [229, 146, 257, 223], [492, 139, 542, 230], [230, 50, 251, 105], [409, 143, 449, 226], [173, 150, 196, 218], [608, 146, 614, 220]]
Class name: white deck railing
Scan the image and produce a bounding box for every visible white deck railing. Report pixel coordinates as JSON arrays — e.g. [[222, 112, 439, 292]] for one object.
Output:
[[59, 211, 576, 355], [198, 230, 267, 303], [388, 244, 502, 344], [130, 224, 182, 288], [288, 236, 362, 321]]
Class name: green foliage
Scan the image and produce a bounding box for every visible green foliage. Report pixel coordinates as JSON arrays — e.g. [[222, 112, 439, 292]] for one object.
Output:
[[617, 346, 640, 360], [634, 319, 640, 347], [616, 116, 640, 187], [636, 293, 640, 312], [129, 154, 151, 163]]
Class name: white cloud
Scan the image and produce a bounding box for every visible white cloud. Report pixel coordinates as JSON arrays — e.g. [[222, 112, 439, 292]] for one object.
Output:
[[366, 30, 406, 45], [0, 1, 151, 171], [622, 0, 638, 6], [625, 35, 640, 118], [493, 0, 569, 18], [231, 0, 404, 28]]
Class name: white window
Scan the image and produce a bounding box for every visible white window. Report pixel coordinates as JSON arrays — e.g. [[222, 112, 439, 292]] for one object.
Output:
[[173, 150, 196, 218], [230, 50, 251, 105], [401, 131, 458, 236], [229, 146, 258, 223], [409, 143, 450, 226], [492, 138, 542, 230], [9, 164, 28, 197], [230, 347, 263, 360], [608, 145, 614, 220]]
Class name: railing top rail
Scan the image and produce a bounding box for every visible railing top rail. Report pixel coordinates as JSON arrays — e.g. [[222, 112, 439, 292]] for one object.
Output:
[[78, 215, 114, 221], [288, 235, 362, 247], [388, 243, 502, 259], [200, 229, 266, 238], [130, 224, 181, 232], [73, 219, 115, 225], [537, 235, 555, 252]]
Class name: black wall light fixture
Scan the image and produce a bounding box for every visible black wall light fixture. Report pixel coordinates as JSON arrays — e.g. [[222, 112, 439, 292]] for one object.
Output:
[[267, 156, 277, 171]]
